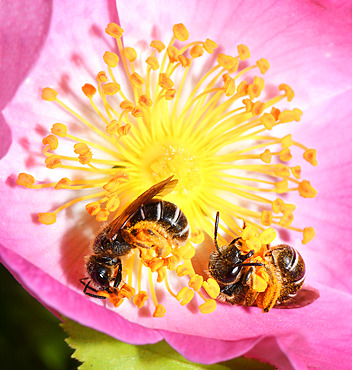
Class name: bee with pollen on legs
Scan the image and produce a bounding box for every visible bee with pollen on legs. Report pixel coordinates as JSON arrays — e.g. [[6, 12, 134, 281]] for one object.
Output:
[[80, 176, 191, 313], [208, 211, 317, 312]]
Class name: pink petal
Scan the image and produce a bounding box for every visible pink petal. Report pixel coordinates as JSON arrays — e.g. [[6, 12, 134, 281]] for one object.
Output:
[[1, 0, 352, 368], [0, 0, 51, 109]]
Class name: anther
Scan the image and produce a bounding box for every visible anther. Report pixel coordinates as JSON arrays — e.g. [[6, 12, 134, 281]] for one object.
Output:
[[259, 227, 276, 245], [102, 82, 120, 95], [45, 155, 62, 169], [203, 38, 217, 54], [291, 166, 301, 179], [217, 54, 237, 70], [260, 113, 275, 130], [202, 278, 220, 299], [261, 210, 272, 226], [55, 177, 71, 189], [279, 83, 295, 102], [303, 149, 318, 166], [153, 305, 166, 318], [97, 71, 108, 83], [303, 227, 315, 244], [176, 287, 194, 306], [167, 46, 180, 63], [260, 149, 272, 163], [298, 180, 317, 198], [95, 209, 109, 222], [199, 299, 217, 314], [42, 135, 58, 151], [150, 40, 165, 52], [105, 23, 124, 38], [103, 51, 119, 67], [16, 173, 35, 188], [145, 56, 159, 70], [42, 87, 58, 101], [237, 44, 250, 60], [133, 291, 149, 308], [38, 212, 57, 225], [82, 84, 97, 98], [279, 148, 292, 162], [130, 72, 144, 87], [173, 23, 189, 41], [190, 45, 204, 58], [124, 47, 137, 62], [51, 123, 67, 137], [256, 58, 270, 74], [188, 274, 203, 291]]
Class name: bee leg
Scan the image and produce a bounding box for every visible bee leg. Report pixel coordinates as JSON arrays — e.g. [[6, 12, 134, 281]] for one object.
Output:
[[79, 278, 106, 300], [113, 259, 123, 288]]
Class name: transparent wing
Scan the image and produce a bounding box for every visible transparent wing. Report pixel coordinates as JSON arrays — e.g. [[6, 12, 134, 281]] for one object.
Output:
[[275, 285, 320, 309], [107, 176, 177, 239]]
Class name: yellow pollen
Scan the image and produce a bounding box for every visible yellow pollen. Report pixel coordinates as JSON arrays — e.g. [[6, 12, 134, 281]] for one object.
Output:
[[97, 71, 108, 83], [102, 82, 120, 95], [103, 51, 119, 67], [298, 180, 317, 198], [124, 47, 137, 62], [203, 38, 217, 54], [199, 299, 217, 314], [279, 148, 292, 162], [188, 274, 203, 291], [237, 44, 250, 60], [256, 58, 270, 74], [45, 155, 62, 169], [217, 53, 237, 70], [259, 227, 276, 245], [176, 287, 194, 306], [261, 210, 272, 226], [252, 274, 268, 292], [145, 56, 159, 70], [16, 173, 35, 188], [51, 123, 67, 137], [303, 227, 315, 244], [153, 304, 166, 318], [38, 212, 56, 225], [42, 87, 57, 101], [55, 177, 71, 190], [190, 44, 204, 58], [173, 23, 189, 41], [82, 83, 96, 98], [150, 40, 165, 52], [279, 83, 295, 101], [167, 46, 180, 63], [303, 149, 318, 166], [202, 278, 220, 299], [133, 291, 149, 308], [105, 23, 124, 38]]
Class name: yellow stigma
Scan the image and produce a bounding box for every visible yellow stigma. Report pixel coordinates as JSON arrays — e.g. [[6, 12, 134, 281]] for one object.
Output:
[[18, 22, 317, 316]]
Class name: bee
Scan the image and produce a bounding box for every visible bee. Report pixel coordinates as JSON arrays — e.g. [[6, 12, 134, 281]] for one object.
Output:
[[81, 176, 189, 299], [208, 212, 317, 312]]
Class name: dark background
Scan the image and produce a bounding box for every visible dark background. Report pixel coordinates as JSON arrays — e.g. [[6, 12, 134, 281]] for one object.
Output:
[[0, 263, 78, 369]]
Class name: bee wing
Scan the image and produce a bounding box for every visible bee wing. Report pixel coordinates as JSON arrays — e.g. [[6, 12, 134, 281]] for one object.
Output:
[[107, 176, 177, 238], [275, 284, 320, 309]]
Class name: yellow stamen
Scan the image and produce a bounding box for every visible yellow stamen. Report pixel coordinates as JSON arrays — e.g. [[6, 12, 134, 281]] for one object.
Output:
[[19, 22, 317, 317]]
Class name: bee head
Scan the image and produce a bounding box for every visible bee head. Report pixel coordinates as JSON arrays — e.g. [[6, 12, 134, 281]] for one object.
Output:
[[85, 254, 120, 290]]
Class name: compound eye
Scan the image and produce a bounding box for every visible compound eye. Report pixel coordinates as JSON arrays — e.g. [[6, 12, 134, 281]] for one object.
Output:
[[92, 265, 111, 288], [223, 266, 241, 283]]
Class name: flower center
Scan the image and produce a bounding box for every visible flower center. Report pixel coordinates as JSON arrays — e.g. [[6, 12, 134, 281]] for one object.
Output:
[[144, 141, 202, 200], [17, 22, 317, 316]]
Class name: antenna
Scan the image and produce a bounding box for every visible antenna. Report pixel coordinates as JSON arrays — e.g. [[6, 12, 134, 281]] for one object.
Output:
[[214, 211, 221, 254]]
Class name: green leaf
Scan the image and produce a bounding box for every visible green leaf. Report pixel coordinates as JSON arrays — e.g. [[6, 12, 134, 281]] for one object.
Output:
[[62, 319, 273, 369]]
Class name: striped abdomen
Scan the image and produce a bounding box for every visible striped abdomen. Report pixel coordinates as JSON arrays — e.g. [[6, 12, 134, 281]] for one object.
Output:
[[126, 199, 189, 245], [264, 244, 306, 302]]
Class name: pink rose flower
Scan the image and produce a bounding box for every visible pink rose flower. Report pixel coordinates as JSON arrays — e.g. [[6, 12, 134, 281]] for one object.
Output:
[[1, 1, 352, 369]]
